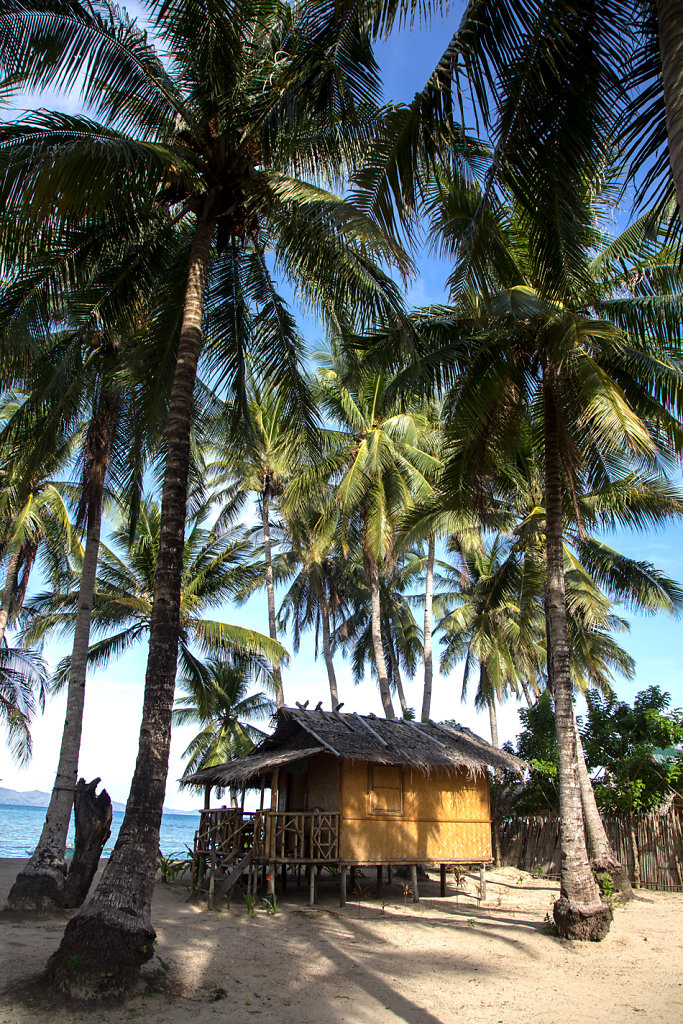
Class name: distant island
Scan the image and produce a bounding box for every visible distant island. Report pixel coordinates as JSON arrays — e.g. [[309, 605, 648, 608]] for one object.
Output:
[[0, 787, 198, 815]]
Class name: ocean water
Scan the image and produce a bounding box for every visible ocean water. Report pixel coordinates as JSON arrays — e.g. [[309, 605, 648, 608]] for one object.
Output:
[[0, 804, 200, 859]]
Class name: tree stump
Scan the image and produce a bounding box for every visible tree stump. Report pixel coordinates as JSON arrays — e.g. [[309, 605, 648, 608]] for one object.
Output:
[[63, 778, 112, 908]]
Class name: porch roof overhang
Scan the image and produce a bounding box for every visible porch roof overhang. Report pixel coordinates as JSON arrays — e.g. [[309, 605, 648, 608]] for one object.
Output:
[[182, 746, 325, 788]]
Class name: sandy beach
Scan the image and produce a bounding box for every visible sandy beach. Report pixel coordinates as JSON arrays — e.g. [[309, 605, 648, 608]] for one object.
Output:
[[1, 858, 681, 1023]]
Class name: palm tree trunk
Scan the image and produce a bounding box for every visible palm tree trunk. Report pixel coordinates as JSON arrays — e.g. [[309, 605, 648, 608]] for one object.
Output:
[[389, 640, 408, 717], [487, 690, 500, 751], [574, 718, 633, 899], [657, 0, 683, 229], [366, 556, 395, 719], [0, 547, 20, 645], [629, 812, 642, 888], [319, 588, 339, 708], [8, 494, 105, 910], [46, 205, 218, 998], [543, 371, 610, 941], [485, 677, 503, 867], [520, 678, 535, 708], [261, 481, 283, 707], [421, 534, 435, 722]]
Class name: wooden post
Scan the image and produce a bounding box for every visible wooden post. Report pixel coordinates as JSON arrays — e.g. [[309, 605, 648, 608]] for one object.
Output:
[[247, 858, 254, 895], [339, 865, 347, 907], [190, 834, 198, 895], [269, 769, 279, 860], [257, 773, 266, 883], [440, 863, 447, 897], [376, 865, 383, 899], [281, 862, 287, 892], [350, 866, 356, 892], [297, 863, 302, 887], [271, 769, 280, 811], [309, 865, 317, 906], [411, 864, 419, 903], [208, 843, 217, 910], [479, 864, 487, 902]]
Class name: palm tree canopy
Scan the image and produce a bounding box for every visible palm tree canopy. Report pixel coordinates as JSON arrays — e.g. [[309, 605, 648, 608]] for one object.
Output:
[[22, 497, 286, 687], [174, 657, 276, 783], [0, 644, 48, 765]]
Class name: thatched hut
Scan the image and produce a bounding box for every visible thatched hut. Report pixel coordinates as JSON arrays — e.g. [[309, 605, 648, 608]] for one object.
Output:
[[183, 705, 523, 905]]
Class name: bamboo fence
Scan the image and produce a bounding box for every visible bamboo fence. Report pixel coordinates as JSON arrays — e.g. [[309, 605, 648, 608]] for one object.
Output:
[[500, 809, 683, 891]]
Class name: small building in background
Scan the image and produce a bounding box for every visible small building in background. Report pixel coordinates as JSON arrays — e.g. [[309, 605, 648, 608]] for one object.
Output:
[[184, 705, 523, 905]]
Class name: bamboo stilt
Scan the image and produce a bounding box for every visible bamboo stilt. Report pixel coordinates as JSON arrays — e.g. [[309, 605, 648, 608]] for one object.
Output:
[[411, 864, 419, 903]]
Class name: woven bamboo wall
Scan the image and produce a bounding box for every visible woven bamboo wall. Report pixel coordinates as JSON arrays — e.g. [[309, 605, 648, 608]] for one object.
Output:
[[339, 761, 492, 864], [284, 753, 341, 812], [500, 810, 683, 891]]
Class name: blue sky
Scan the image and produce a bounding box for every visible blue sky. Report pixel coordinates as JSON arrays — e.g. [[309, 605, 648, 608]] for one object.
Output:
[[1, 4, 682, 810]]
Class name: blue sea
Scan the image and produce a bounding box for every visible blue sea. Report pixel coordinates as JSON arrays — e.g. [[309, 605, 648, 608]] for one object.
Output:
[[0, 804, 200, 859]]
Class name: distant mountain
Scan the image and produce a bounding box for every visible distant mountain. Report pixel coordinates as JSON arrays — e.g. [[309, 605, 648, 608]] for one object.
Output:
[[0, 788, 51, 808], [0, 787, 198, 815]]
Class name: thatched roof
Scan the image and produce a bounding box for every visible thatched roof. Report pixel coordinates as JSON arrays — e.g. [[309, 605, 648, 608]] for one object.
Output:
[[182, 706, 524, 788]]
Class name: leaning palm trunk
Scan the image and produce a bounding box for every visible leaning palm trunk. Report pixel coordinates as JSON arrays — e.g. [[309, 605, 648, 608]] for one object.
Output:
[[261, 482, 283, 707], [319, 588, 339, 708], [574, 718, 633, 899], [8, 495, 104, 910], [46, 206, 217, 997], [543, 373, 610, 941], [520, 678, 535, 708], [657, 0, 683, 229], [366, 555, 395, 718], [0, 547, 20, 645], [421, 534, 435, 721], [389, 641, 408, 717]]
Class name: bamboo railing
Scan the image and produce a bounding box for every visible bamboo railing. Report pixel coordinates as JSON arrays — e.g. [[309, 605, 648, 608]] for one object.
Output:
[[253, 810, 340, 863], [193, 808, 340, 868], [193, 809, 257, 859]]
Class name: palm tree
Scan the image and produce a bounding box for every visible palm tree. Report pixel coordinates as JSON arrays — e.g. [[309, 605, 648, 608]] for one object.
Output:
[[22, 497, 285, 685], [4, 289, 186, 910], [438, 534, 525, 752], [0, 0, 410, 989], [206, 382, 313, 707], [374, 149, 683, 935], [352, 0, 683, 922], [0, 644, 48, 765], [0, 401, 78, 644], [6, 393, 119, 911], [175, 658, 276, 806], [276, 502, 350, 709], [338, 554, 423, 718], [401, 401, 445, 722], [304, 352, 439, 718]]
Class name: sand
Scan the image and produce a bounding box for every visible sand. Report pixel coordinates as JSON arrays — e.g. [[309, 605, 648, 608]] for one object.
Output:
[[1, 858, 682, 1023]]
